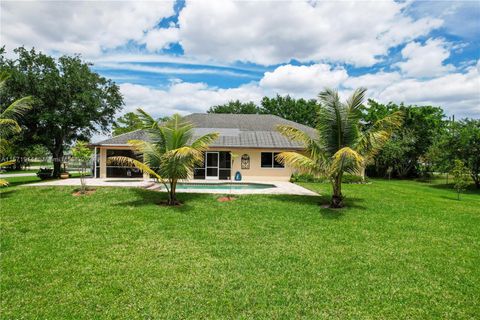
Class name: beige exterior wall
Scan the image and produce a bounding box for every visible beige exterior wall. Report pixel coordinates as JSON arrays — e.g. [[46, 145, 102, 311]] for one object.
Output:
[[97, 146, 298, 182], [211, 148, 295, 182]]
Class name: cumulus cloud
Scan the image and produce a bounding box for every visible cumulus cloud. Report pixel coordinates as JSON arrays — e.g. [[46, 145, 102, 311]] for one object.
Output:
[[345, 62, 480, 117], [117, 61, 479, 122], [141, 28, 180, 52], [0, 0, 175, 56], [178, 0, 442, 66], [119, 81, 264, 116], [395, 38, 455, 77], [260, 64, 348, 97]]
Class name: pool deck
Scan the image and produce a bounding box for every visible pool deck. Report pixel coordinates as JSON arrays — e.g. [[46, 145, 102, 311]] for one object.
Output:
[[26, 178, 318, 196]]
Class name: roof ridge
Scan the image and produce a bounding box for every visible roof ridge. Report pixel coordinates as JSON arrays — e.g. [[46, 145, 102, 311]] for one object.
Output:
[[108, 128, 144, 139]]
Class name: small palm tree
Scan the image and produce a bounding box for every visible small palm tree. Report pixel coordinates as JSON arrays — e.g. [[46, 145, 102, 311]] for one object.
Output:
[[109, 110, 219, 205], [277, 88, 401, 208], [0, 72, 32, 186]]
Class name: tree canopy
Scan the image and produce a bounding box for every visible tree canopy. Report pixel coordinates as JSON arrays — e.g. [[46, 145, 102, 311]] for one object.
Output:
[[0, 47, 124, 176], [207, 95, 319, 127], [112, 112, 144, 136]]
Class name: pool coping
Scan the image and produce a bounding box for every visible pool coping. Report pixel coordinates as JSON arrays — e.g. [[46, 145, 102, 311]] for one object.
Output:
[[25, 178, 318, 196]]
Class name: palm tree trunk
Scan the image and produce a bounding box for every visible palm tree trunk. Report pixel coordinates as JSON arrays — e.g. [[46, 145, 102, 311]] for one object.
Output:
[[360, 165, 367, 183], [169, 179, 178, 205], [331, 173, 344, 208]]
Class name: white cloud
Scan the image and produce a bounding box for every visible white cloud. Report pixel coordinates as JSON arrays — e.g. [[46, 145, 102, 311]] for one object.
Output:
[[178, 0, 442, 66], [141, 28, 179, 52], [260, 64, 348, 96], [0, 0, 175, 56], [119, 81, 264, 116], [116, 60, 479, 123], [395, 38, 455, 77], [344, 62, 480, 118]]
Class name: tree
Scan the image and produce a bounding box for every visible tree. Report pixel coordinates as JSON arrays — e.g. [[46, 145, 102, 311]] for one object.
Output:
[[357, 110, 404, 182], [208, 100, 259, 114], [361, 100, 445, 178], [109, 110, 219, 205], [451, 159, 470, 200], [277, 88, 396, 208], [0, 71, 32, 186], [436, 119, 480, 188], [112, 112, 144, 136], [260, 95, 320, 127], [0, 47, 123, 177], [71, 141, 92, 194]]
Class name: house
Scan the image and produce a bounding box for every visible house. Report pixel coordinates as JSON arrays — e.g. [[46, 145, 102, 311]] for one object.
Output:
[[92, 113, 316, 182]]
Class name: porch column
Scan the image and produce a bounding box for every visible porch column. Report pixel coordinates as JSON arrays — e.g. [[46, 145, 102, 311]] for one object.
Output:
[[99, 148, 107, 178]]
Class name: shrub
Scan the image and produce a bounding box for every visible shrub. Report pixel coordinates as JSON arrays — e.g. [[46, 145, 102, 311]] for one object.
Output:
[[36, 168, 53, 180]]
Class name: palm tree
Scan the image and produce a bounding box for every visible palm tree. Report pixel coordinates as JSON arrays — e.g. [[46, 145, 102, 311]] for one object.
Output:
[[276, 88, 402, 208], [0, 72, 32, 186], [109, 110, 219, 205]]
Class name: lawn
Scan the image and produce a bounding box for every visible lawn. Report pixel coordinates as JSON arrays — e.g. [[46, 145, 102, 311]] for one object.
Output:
[[1, 179, 479, 319]]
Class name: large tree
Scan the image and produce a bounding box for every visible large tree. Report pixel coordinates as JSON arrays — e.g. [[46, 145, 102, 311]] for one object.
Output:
[[207, 100, 259, 114], [260, 95, 319, 127], [112, 112, 144, 136], [0, 47, 123, 176], [208, 95, 320, 127], [434, 119, 480, 188], [361, 100, 445, 178]]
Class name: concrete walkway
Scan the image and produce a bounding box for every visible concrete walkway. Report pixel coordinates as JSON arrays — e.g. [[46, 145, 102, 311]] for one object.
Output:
[[27, 178, 318, 196], [0, 173, 36, 178]]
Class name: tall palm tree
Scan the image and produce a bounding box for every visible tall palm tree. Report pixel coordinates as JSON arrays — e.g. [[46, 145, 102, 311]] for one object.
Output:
[[276, 88, 402, 208], [0, 72, 32, 186], [109, 110, 219, 205]]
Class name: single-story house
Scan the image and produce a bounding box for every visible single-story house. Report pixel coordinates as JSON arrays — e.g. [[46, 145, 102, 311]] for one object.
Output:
[[92, 113, 316, 182]]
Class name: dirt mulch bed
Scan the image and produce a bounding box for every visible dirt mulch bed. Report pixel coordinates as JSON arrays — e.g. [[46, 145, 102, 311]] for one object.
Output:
[[217, 196, 237, 202], [156, 200, 184, 207], [72, 189, 96, 196]]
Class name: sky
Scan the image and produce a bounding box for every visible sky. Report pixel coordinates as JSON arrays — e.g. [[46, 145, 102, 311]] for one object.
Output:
[[1, 0, 479, 136]]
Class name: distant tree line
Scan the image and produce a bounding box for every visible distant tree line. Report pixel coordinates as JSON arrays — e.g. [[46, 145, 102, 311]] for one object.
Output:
[[209, 97, 479, 186], [207, 95, 320, 127]]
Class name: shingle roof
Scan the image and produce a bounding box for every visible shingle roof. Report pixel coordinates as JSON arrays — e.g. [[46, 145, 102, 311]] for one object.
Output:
[[93, 114, 317, 149]]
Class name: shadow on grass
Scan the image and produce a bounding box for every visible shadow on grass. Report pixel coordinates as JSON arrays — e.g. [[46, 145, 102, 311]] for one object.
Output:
[[428, 182, 480, 195], [115, 187, 210, 213], [0, 189, 16, 199], [273, 193, 367, 219]]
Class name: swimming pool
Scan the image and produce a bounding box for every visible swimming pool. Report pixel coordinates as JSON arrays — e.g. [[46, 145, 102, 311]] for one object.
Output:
[[163, 182, 276, 190]]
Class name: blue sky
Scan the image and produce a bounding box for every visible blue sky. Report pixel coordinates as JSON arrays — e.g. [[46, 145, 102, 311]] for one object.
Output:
[[2, 0, 479, 124]]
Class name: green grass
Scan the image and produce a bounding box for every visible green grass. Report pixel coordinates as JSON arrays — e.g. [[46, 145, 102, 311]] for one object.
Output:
[[1, 179, 479, 319]]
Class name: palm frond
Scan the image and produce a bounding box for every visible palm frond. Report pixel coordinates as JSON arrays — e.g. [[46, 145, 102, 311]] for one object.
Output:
[[0, 179, 9, 187], [276, 151, 325, 176], [1, 96, 33, 121], [330, 147, 363, 176], [190, 132, 219, 151], [107, 156, 162, 180], [277, 125, 324, 159], [0, 160, 16, 167], [0, 118, 21, 134], [166, 146, 203, 164], [136, 108, 159, 129]]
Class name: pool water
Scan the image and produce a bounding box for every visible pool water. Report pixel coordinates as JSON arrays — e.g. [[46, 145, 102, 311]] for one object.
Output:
[[168, 182, 276, 190]]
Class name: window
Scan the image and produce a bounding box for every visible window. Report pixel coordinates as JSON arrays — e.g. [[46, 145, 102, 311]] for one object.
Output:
[[261, 152, 284, 168]]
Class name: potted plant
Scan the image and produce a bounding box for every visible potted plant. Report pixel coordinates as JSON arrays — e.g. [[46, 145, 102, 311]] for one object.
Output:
[[60, 170, 69, 179]]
